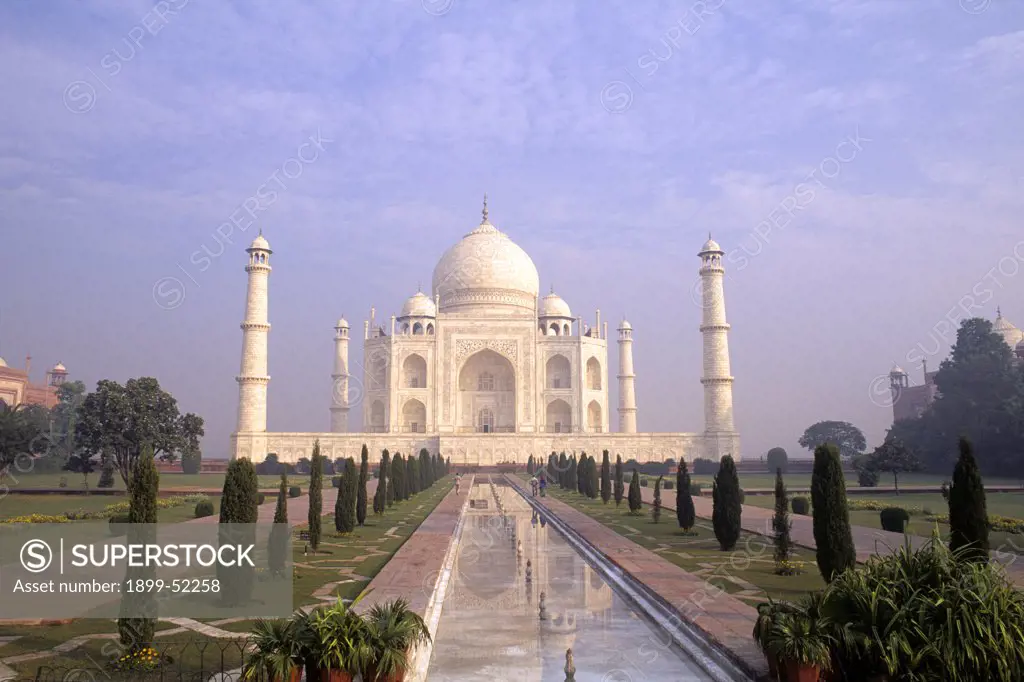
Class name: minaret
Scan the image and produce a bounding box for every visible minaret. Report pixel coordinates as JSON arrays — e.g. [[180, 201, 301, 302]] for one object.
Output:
[[235, 231, 272, 441], [330, 317, 350, 433], [698, 235, 736, 448], [617, 320, 637, 433]]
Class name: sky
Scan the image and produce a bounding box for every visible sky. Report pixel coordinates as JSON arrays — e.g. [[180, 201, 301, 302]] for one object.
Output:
[[1, 0, 1022, 461]]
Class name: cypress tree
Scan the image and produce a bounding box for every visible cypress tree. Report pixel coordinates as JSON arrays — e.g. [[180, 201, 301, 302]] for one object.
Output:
[[566, 455, 577, 493], [408, 456, 418, 497], [217, 455, 258, 607], [577, 455, 588, 496], [614, 455, 624, 506], [949, 436, 989, 562], [600, 450, 611, 504], [357, 445, 369, 526], [588, 454, 599, 499], [119, 445, 159, 652], [627, 469, 642, 514], [445, 456, 450, 475], [772, 468, 793, 572], [676, 460, 695, 533], [558, 452, 568, 488], [335, 457, 357, 533], [392, 453, 405, 502], [652, 476, 663, 523], [384, 449, 394, 507], [712, 455, 742, 551], [419, 448, 429, 489], [269, 470, 289, 576], [374, 450, 389, 515], [527, 455, 535, 475], [308, 440, 323, 552], [811, 443, 855, 582]]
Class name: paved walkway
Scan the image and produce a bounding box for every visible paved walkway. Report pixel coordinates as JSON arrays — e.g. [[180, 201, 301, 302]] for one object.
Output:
[[517, 478, 767, 678], [639, 486, 1024, 585]]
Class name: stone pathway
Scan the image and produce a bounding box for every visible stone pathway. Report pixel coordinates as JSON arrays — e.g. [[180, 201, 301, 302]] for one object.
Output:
[[639, 485, 1024, 585], [511, 477, 768, 678]]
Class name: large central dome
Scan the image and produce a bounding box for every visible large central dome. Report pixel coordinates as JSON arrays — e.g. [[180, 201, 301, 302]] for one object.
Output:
[[431, 205, 540, 315]]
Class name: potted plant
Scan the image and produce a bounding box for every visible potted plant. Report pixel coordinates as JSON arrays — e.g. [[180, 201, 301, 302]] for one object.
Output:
[[364, 598, 432, 681], [765, 610, 832, 682], [242, 618, 303, 682], [308, 599, 371, 682]]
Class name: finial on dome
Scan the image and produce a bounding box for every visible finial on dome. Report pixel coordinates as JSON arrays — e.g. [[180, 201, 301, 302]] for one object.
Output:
[[550, 284, 554, 294], [482, 193, 489, 223], [998, 306, 1003, 318]]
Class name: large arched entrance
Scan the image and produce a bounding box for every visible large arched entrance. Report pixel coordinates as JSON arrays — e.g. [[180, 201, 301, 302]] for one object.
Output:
[[457, 349, 516, 432]]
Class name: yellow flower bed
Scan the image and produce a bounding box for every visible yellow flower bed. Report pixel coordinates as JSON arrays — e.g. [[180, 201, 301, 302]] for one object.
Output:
[[0, 495, 209, 524], [0, 513, 70, 524]]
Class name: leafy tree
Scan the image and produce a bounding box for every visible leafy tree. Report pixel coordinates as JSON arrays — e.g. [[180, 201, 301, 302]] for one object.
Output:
[[799, 420, 866, 460], [652, 476, 663, 523], [811, 443, 855, 582], [308, 441, 323, 552], [64, 450, 97, 491], [600, 450, 611, 503], [949, 436, 990, 562], [75, 378, 201, 490], [864, 439, 921, 494], [179, 412, 205, 474], [852, 452, 880, 487], [772, 468, 793, 571], [765, 447, 788, 474], [268, 470, 289, 575], [627, 470, 642, 514], [357, 445, 369, 525], [118, 445, 159, 652], [676, 461, 695, 532], [712, 455, 742, 551], [614, 455, 624, 506], [0, 402, 50, 474], [97, 456, 116, 488]]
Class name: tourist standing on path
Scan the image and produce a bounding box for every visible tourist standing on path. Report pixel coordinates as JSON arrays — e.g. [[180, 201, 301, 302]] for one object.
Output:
[[455, 474, 461, 495], [539, 475, 547, 497]]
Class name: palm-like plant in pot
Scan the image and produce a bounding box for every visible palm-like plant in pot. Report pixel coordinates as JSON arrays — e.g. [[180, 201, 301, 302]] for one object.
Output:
[[763, 604, 833, 682], [242, 618, 304, 682], [364, 598, 432, 682], [308, 599, 372, 682]]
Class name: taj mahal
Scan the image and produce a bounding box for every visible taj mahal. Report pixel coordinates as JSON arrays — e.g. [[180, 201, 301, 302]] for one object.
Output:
[[230, 199, 740, 465]]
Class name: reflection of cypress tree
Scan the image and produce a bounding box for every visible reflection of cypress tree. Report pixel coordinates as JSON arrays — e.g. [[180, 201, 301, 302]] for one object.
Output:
[[268, 470, 289, 576], [218, 456, 258, 604], [118, 445, 158, 652]]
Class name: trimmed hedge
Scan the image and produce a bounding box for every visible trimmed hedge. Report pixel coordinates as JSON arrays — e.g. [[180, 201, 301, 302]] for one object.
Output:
[[663, 480, 674, 490], [108, 513, 130, 536], [194, 500, 215, 518], [791, 497, 810, 515], [640, 478, 649, 488], [288, 486, 301, 498], [258, 493, 266, 505], [880, 507, 910, 533], [689, 483, 704, 496]]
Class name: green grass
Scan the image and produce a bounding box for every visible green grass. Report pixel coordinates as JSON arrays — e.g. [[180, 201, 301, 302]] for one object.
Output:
[[747, 491, 1024, 555], [0, 477, 454, 678], [539, 481, 825, 603], [0, 493, 213, 522], [691, 472, 1024, 490]]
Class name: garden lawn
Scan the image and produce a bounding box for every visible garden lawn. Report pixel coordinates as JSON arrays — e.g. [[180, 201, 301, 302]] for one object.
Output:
[[539, 481, 825, 604], [0, 494, 212, 522], [688, 471, 1024, 490], [1, 472, 324, 492], [745, 491, 1024, 555], [0, 477, 454, 679]]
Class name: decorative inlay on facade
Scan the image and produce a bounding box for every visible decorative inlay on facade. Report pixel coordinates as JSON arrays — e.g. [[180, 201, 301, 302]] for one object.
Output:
[[454, 338, 518, 364]]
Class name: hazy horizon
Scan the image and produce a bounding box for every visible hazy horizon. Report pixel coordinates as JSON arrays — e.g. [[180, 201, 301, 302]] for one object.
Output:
[[2, 1, 1021, 462]]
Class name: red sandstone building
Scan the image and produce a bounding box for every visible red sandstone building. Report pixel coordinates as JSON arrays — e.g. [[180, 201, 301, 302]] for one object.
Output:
[[0, 355, 68, 408]]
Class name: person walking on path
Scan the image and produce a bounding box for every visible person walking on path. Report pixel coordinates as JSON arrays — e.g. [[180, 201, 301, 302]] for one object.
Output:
[[539, 475, 547, 497], [455, 474, 462, 495]]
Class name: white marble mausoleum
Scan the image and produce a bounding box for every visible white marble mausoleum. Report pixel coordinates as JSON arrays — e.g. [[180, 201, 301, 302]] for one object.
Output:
[[231, 200, 740, 465]]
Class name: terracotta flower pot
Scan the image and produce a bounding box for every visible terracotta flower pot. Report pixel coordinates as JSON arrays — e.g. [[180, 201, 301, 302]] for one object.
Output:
[[784, 660, 820, 682], [317, 669, 353, 682], [274, 667, 302, 682], [372, 669, 406, 682]]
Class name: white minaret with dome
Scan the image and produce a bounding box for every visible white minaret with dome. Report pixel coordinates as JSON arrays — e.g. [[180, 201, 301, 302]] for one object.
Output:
[[235, 231, 272, 442], [230, 201, 741, 465], [698, 235, 739, 458]]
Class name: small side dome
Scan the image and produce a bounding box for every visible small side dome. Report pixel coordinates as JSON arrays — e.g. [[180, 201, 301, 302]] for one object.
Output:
[[400, 291, 437, 318], [539, 291, 571, 318], [0, 357, 7, 368], [699, 236, 722, 254], [248, 232, 271, 251], [889, 364, 906, 376], [52, 362, 67, 372], [619, 319, 632, 331], [335, 317, 349, 329]]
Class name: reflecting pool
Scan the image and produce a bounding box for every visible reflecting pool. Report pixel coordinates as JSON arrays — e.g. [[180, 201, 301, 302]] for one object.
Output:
[[426, 481, 719, 681]]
